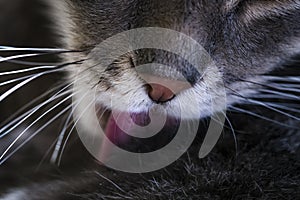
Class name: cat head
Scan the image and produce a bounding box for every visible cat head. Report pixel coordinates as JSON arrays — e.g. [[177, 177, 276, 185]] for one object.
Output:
[[49, 0, 300, 132]]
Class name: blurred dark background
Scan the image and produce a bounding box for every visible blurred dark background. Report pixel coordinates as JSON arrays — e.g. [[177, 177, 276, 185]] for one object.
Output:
[[0, 0, 73, 192]]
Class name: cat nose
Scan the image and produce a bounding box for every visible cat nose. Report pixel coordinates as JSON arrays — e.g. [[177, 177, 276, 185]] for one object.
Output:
[[148, 83, 175, 103]]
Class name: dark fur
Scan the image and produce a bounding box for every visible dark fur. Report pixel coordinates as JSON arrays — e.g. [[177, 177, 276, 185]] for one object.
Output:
[[60, 0, 300, 84]]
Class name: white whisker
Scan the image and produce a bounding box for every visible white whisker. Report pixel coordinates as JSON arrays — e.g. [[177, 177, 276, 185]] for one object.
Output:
[[2, 59, 59, 66], [258, 89, 300, 100], [262, 75, 300, 83], [0, 74, 37, 87], [0, 68, 64, 102], [269, 83, 300, 89], [244, 98, 300, 121], [244, 101, 300, 114], [36, 137, 62, 171], [50, 109, 74, 164], [0, 83, 69, 128], [229, 106, 299, 129], [0, 90, 71, 139], [251, 94, 299, 100], [57, 91, 93, 165], [0, 104, 73, 165], [0, 93, 75, 162], [224, 113, 238, 157], [94, 171, 126, 193], [0, 54, 41, 63], [0, 74, 88, 137], [0, 65, 58, 76], [265, 83, 300, 93], [0, 46, 67, 52]]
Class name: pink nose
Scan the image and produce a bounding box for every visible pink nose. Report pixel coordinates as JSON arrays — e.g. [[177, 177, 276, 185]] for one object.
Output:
[[148, 83, 175, 103]]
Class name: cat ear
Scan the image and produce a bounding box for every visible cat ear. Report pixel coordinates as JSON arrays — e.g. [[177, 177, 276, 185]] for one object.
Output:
[[241, 0, 300, 23]]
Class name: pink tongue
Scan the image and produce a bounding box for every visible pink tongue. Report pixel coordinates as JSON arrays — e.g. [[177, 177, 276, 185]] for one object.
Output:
[[105, 113, 131, 144], [99, 111, 152, 161], [98, 111, 178, 162], [99, 113, 130, 161]]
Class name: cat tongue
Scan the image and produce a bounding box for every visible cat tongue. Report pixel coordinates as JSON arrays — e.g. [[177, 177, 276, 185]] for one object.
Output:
[[99, 110, 180, 162], [99, 111, 150, 160], [105, 112, 132, 144]]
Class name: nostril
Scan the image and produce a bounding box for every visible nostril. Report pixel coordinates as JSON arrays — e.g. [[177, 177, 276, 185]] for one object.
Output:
[[148, 83, 175, 103]]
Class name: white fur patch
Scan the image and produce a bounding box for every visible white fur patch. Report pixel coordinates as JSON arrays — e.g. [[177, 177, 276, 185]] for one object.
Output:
[[0, 189, 26, 200]]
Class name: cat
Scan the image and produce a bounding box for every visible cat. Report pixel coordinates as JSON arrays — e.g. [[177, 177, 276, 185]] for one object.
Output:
[[0, 0, 300, 199]]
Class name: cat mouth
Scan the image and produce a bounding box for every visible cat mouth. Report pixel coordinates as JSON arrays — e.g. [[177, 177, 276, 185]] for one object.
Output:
[[95, 104, 180, 154]]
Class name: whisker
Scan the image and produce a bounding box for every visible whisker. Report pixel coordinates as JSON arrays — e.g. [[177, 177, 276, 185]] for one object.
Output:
[[240, 98, 300, 121], [56, 91, 94, 165], [227, 86, 300, 121], [0, 104, 73, 166], [50, 108, 74, 164], [0, 54, 42, 63], [229, 106, 299, 130], [239, 79, 300, 94], [0, 66, 88, 136], [249, 94, 299, 100], [0, 73, 39, 87], [0, 93, 75, 163], [0, 46, 67, 52], [224, 113, 238, 157], [243, 101, 300, 114], [258, 89, 300, 100], [1, 59, 59, 66], [261, 75, 300, 83], [36, 136, 62, 171], [269, 83, 300, 89], [0, 59, 85, 102], [227, 86, 300, 128], [267, 84, 300, 93], [0, 82, 69, 128], [94, 171, 126, 193], [0, 90, 71, 139], [0, 65, 59, 76], [0, 68, 64, 102]]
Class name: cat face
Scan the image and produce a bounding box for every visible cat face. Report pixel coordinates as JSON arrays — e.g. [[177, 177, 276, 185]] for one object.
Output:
[[51, 0, 300, 131]]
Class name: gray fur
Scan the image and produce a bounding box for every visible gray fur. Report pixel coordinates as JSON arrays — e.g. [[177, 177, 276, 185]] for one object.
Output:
[[0, 0, 300, 199]]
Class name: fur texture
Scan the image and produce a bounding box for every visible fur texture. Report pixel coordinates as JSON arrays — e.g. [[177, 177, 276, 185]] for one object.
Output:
[[0, 0, 300, 199]]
